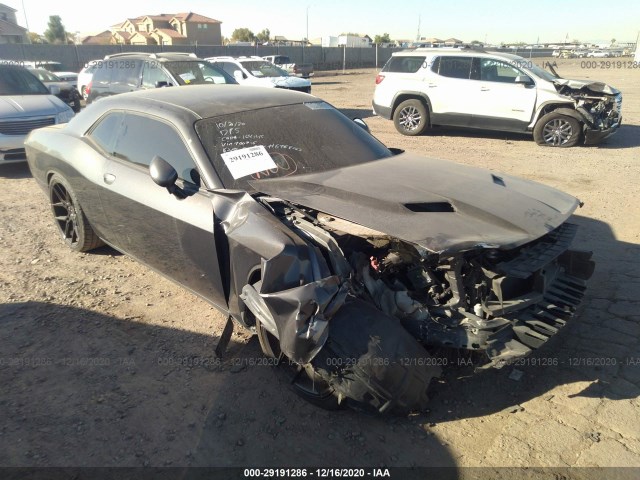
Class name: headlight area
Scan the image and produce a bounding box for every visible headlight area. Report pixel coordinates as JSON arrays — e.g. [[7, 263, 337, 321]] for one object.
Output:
[[56, 108, 75, 124]]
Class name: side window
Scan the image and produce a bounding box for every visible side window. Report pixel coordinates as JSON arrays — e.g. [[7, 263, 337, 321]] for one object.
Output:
[[433, 56, 473, 79], [111, 62, 141, 87], [382, 56, 426, 73], [87, 112, 124, 154], [141, 62, 171, 88], [113, 114, 200, 185], [220, 62, 240, 77], [479, 59, 521, 83]]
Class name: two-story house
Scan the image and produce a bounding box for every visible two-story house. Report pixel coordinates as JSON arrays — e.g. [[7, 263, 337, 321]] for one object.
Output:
[[0, 3, 28, 44], [109, 12, 222, 46]]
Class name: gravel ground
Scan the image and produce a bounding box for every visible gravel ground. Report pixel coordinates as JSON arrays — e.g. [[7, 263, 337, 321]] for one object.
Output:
[[0, 58, 638, 474]]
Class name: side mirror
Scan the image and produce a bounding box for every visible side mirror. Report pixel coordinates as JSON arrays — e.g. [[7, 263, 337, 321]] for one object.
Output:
[[48, 85, 61, 95], [514, 75, 533, 85], [353, 118, 370, 133], [233, 70, 246, 81], [150, 155, 185, 199], [155, 81, 171, 88]]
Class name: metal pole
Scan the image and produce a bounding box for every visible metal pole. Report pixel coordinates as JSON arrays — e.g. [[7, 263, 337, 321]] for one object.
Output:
[[375, 43, 378, 70], [21, 0, 31, 43], [342, 44, 345, 74]]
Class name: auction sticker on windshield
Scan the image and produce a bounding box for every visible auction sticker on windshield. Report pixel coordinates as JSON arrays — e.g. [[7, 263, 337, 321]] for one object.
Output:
[[221, 145, 277, 179]]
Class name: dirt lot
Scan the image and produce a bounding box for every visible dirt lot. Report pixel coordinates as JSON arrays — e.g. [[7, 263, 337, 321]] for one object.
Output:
[[1, 58, 639, 475]]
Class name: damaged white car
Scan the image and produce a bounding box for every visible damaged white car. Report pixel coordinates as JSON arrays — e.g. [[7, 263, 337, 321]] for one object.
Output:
[[26, 86, 595, 414], [373, 49, 622, 147]]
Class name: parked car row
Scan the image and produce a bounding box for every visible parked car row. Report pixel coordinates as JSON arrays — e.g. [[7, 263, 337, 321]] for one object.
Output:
[[552, 48, 626, 58], [1, 52, 315, 166]]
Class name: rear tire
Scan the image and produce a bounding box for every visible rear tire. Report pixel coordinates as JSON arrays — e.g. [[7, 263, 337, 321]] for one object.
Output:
[[49, 174, 103, 252], [533, 112, 582, 147], [393, 99, 429, 136]]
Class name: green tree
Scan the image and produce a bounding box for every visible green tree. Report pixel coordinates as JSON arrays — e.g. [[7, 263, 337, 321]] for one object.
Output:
[[340, 32, 360, 36], [28, 31, 45, 44], [256, 28, 270, 43], [44, 15, 67, 44], [470, 39, 482, 45], [610, 38, 616, 45], [374, 33, 391, 44], [231, 28, 255, 42]]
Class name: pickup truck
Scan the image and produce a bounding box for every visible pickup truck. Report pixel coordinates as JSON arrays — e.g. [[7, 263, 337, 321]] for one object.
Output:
[[262, 55, 314, 78]]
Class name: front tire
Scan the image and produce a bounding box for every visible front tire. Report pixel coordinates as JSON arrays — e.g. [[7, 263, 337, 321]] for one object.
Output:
[[49, 174, 103, 252], [255, 314, 342, 410], [533, 112, 582, 147], [393, 99, 429, 136]]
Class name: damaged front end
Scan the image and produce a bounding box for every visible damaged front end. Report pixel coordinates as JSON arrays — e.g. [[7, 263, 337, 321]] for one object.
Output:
[[552, 79, 622, 144], [286, 206, 595, 368], [224, 155, 597, 412], [237, 194, 593, 412]]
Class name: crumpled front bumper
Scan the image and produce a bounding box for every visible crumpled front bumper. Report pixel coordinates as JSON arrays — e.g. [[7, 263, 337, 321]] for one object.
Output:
[[584, 118, 622, 145]]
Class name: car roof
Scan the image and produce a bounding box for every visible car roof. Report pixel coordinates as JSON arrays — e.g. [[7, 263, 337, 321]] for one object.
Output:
[[208, 56, 265, 62], [86, 84, 314, 119], [102, 52, 203, 62], [392, 48, 525, 62]]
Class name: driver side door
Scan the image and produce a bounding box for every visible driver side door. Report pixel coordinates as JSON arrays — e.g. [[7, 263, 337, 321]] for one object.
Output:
[[97, 112, 227, 309]]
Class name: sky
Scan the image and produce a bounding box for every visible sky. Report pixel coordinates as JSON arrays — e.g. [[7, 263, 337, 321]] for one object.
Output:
[[5, 0, 640, 44]]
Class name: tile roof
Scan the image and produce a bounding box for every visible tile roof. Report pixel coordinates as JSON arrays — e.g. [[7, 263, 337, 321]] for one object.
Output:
[[153, 28, 186, 39], [172, 12, 221, 23]]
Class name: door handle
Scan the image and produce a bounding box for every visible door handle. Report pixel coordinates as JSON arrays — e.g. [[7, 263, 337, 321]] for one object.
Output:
[[427, 83, 437, 88], [103, 173, 116, 184], [480, 87, 490, 91]]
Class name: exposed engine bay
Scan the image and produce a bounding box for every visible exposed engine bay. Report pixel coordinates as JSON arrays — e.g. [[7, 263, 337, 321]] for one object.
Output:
[[546, 63, 622, 134], [265, 199, 595, 368]]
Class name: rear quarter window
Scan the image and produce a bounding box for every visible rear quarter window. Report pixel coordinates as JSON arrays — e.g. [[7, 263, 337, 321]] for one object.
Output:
[[382, 56, 426, 73]]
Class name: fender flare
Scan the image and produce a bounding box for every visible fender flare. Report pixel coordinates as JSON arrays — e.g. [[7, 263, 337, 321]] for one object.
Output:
[[391, 92, 433, 120]]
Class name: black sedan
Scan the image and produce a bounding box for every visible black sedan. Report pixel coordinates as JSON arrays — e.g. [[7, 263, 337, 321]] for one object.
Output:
[[29, 68, 82, 112], [26, 86, 594, 413]]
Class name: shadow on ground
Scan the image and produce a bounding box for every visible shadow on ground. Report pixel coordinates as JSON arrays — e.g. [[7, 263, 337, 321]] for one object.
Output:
[[404, 124, 638, 149], [339, 108, 375, 120], [0, 301, 456, 470], [0, 162, 31, 179]]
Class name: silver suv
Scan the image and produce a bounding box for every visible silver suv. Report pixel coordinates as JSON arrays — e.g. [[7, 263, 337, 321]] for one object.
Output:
[[1, 63, 74, 164], [373, 48, 622, 147]]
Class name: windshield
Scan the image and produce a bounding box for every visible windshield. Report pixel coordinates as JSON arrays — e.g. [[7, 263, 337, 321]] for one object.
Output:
[[32, 69, 61, 82], [0, 67, 49, 95], [164, 61, 236, 85], [195, 101, 392, 190], [241, 61, 288, 78]]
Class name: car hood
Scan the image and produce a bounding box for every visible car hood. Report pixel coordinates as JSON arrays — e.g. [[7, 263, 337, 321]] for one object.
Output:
[[0, 95, 67, 117], [43, 81, 74, 91], [250, 153, 580, 254], [552, 78, 620, 95]]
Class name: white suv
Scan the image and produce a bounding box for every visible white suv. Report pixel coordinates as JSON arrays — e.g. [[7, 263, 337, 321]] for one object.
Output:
[[373, 48, 622, 147], [206, 56, 311, 93]]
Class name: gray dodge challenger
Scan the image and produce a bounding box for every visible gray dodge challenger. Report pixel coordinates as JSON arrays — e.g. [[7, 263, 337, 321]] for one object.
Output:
[[26, 85, 594, 413]]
